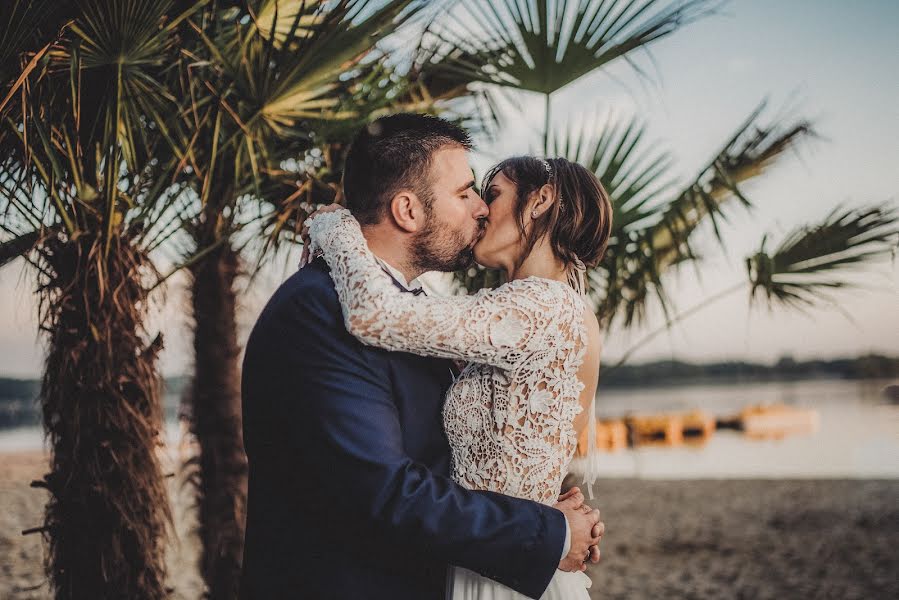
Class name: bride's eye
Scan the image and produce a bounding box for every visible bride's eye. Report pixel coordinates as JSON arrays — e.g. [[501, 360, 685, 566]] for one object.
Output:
[[484, 187, 498, 205]]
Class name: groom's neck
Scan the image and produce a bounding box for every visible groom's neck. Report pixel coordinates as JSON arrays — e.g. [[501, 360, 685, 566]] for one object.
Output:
[[360, 224, 422, 284]]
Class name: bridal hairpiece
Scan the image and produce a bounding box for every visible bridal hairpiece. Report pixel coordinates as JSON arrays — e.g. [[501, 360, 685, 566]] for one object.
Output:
[[539, 158, 565, 212]]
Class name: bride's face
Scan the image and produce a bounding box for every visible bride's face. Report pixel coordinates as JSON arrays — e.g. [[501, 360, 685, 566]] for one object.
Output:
[[473, 171, 527, 269]]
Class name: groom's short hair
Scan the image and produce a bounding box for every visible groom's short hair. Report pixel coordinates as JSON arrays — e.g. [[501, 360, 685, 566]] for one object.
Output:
[[343, 113, 472, 225]]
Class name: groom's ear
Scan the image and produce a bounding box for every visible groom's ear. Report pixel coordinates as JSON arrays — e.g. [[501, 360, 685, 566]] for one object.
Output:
[[389, 191, 426, 233]]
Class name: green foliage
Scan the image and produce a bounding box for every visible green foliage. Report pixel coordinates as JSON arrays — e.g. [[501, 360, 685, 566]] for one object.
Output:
[[747, 203, 899, 311]]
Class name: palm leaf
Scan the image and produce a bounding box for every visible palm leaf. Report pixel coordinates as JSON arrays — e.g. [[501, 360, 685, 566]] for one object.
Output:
[[588, 102, 814, 328], [608, 201, 899, 369], [248, 0, 328, 47], [0, 227, 40, 267], [435, 0, 717, 94], [549, 109, 676, 230], [648, 102, 815, 272], [747, 203, 899, 310], [179, 0, 424, 201]]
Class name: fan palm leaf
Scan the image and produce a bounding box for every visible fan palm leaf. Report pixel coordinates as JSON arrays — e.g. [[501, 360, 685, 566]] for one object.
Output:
[[0, 228, 40, 267], [748, 203, 899, 309], [447, 0, 716, 94], [608, 202, 899, 370], [648, 101, 815, 272], [549, 109, 676, 231], [428, 0, 718, 149], [593, 103, 815, 328]]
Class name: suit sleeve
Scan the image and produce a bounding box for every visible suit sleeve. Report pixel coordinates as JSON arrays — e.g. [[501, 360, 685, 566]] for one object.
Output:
[[282, 277, 566, 599]]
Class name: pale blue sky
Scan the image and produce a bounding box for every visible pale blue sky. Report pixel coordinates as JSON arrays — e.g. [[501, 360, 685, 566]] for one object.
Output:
[[1, 0, 897, 377]]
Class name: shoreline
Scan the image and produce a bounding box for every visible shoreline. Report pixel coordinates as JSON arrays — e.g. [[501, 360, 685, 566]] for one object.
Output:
[[2, 451, 897, 599]]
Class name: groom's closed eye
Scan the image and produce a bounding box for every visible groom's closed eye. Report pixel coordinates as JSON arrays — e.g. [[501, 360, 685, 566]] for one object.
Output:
[[456, 179, 476, 200]]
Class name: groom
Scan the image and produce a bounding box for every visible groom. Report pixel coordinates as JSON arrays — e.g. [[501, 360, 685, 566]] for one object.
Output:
[[239, 114, 603, 599]]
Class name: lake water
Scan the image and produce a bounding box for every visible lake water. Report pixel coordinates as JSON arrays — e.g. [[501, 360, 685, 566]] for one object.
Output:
[[571, 377, 899, 478], [2, 378, 897, 478]]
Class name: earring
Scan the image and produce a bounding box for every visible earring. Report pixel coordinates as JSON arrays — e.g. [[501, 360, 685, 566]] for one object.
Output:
[[532, 210, 538, 218]]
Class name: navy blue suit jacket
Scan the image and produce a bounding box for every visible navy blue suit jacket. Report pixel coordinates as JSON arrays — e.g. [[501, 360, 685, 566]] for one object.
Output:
[[239, 259, 566, 599]]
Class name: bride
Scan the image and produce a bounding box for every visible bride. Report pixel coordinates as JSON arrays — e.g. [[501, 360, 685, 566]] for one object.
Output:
[[304, 155, 613, 599]]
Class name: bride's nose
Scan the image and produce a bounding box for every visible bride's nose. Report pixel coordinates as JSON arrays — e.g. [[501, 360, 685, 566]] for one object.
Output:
[[473, 196, 489, 219]]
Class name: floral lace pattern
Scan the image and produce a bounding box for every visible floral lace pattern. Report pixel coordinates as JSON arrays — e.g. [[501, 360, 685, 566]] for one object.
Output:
[[307, 208, 589, 505]]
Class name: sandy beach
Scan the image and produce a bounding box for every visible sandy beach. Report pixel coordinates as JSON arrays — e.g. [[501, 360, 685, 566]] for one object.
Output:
[[2, 451, 896, 599]]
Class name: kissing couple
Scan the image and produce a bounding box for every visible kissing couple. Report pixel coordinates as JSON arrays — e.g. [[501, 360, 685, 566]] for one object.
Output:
[[240, 113, 614, 599]]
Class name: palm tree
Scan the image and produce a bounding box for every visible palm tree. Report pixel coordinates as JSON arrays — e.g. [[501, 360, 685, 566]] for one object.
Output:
[[0, 0, 203, 597], [157, 1, 440, 595]]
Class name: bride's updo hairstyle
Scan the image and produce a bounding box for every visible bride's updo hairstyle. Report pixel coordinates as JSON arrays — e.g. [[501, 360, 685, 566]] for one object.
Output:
[[481, 156, 613, 270]]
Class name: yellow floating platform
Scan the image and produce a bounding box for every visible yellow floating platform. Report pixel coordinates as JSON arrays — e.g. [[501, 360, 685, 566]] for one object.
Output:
[[738, 404, 819, 439], [572, 404, 817, 454], [576, 419, 628, 455], [625, 410, 716, 447]]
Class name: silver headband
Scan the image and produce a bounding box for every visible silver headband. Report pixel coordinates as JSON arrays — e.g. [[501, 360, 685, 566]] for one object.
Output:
[[539, 158, 564, 211]]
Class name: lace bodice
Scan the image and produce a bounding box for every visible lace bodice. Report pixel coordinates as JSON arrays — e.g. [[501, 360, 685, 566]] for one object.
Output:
[[306, 209, 589, 505]]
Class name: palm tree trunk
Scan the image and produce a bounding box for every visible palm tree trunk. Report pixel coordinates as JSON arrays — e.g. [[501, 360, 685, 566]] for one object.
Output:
[[35, 231, 170, 599], [187, 218, 248, 599]]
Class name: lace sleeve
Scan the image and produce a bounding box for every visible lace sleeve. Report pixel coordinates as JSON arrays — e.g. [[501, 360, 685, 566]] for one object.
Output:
[[306, 208, 582, 371]]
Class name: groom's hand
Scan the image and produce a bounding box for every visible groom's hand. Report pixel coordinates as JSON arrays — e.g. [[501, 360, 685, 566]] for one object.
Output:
[[555, 488, 604, 572]]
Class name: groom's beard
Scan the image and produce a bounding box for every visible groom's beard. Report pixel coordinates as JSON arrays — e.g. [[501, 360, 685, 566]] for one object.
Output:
[[412, 216, 484, 273]]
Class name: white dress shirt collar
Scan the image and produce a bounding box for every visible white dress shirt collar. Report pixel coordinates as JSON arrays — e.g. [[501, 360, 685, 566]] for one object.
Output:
[[373, 256, 423, 292]]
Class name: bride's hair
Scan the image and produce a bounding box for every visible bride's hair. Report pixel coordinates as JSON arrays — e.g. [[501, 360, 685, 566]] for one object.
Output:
[[481, 156, 613, 269]]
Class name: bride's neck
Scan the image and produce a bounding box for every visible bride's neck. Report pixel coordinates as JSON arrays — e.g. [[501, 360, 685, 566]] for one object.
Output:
[[507, 237, 567, 284]]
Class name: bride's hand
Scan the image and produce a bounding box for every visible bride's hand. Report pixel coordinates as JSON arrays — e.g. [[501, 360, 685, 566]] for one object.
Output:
[[555, 486, 585, 511], [299, 203, 344, 267]]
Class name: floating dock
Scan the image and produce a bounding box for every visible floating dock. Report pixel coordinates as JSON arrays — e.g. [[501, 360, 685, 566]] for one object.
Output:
[[574, 404, 817, 452], [626, 410, 716, 447], [738, 404, 819, 439], [576, 419, 628, 455]]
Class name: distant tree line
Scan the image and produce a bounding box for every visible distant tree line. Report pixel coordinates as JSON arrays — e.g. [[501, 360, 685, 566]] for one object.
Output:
[[599, 354, 899, 388]]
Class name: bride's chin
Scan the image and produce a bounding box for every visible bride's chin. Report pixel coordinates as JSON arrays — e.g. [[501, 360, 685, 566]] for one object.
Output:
[[472, 245, 491, 268]]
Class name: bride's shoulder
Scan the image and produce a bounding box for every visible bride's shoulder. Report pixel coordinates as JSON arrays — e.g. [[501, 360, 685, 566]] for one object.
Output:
[[487, 276, 582, 307]]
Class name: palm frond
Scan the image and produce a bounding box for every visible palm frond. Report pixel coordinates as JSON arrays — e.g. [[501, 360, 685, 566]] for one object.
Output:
[[549, 109, 677, 230], [604, 203, 899, 368], [0, 228, 40, 267], [648, 102, 815, 271], [178, 0, 423, 202], [592, 102, 815, 328], [747, 203, 899, 310], [436, 0, 718, 95]]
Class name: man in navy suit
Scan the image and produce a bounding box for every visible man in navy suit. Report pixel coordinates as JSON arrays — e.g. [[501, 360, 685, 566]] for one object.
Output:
[[239, 114, 603, 599]]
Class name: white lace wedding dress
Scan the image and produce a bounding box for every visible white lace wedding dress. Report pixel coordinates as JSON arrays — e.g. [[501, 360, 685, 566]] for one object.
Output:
[[307, 208, 593, 599]]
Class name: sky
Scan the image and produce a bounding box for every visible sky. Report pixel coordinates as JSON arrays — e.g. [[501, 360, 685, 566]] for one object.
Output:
[[1, 0, 897, 377]]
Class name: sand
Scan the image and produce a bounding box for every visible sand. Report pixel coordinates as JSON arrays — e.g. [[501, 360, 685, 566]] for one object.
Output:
[[2, 451, 896, 599], [580, 478, 897, 599]]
